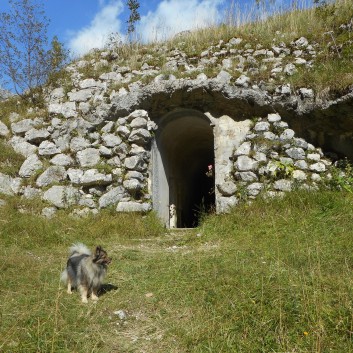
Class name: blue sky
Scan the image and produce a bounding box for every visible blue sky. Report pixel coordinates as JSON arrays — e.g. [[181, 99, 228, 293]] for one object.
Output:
[[1, 0, 298, 57]]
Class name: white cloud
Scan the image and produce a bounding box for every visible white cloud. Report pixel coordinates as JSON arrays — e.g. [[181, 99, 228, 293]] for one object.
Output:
[[138, 0, 224, 43], [68, 0, 124, 56]]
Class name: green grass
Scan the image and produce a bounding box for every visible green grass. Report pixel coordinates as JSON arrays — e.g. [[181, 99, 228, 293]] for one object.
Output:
[[1, 190, 353, 352], [0, 138, 25, 177]]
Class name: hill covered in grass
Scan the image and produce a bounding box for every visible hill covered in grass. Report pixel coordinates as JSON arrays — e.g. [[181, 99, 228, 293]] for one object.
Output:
[[1, 190, 353, 352]]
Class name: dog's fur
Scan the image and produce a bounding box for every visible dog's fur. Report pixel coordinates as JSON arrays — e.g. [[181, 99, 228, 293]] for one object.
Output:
[[61, 243, 111, 303]]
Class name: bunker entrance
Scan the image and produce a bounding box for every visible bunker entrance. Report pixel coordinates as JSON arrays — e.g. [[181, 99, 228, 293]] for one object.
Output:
[[152, 110, 215, 228]]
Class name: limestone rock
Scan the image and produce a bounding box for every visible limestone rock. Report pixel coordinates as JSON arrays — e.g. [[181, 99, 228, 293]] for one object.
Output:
[[235, 156, 258, 171], [19, 154, 43, 178], [9, 136, 37, 157], [25, 128, 50, 144], [217, 181, 237, 196], [76, 148, 100, 167], [50, 154, 74, 167], [0, 173, 14, 195], [11, 119, 34, 135], [36, 166, 67, 187], [99, 186, 126, 208], [0, 121, 10, 137], [38, 141, 61, 156], [116, 201, 151, 212], [43, 186, 80, 208]]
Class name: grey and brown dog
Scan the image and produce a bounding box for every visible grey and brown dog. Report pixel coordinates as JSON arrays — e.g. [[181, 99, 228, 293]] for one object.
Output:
[[61, 243, 112, 303]]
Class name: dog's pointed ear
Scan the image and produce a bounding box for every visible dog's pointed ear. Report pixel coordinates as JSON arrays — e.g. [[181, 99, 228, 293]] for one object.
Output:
[[95, 246, 102, 254]]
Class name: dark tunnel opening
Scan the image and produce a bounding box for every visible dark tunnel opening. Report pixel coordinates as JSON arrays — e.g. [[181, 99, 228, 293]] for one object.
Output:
[[155, 110, 215, 228]]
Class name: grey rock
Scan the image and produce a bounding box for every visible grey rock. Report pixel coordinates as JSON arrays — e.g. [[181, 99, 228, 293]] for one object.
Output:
[[19, 154, 43, 178], [267, 113, 281, 122], [293, 138, 308, 149], [128, 128, 151, 145], [11, 119, 34, 135], [274, 179, 293, 191], [284, 63, 297, 76], [234, 171, 258, 182], [294, 160, 308, 170], [217, 196, 238, 213], [77, 148, 100, 167], [9, 136, 37, 157], [80, 169, 112, 186], [38, 141, 61, 156], [102, 133, 122, 148], [79, 78, 106, 89], [43, 186, 80, 208], [99, 146, 112, 157], [217, 181, 237, 196], [0, 173, 14, 195], [123, 179, 143, 193], [68, 89, 92, 102], [125, 155, 147, 172], [235, 156, 258, 171], [22, 186, 41, 199], [42, 207, 57, 218], [254, 121, 270, 132], [116, 125, 130, 138], [50, 154, 74, 167], [299, 88, 314, 99], [130, 117, 148, 129], [99, 186, 125, 208], [36, 166, 67, 187], [294, 37, 309, 48], [309, 162, 326, 173], [0, 121, 10, 137], [247, 182, 263, 196], [279, 129, 295, 141], [70, 136, 90, 152], [125, 171, 144, 181], [24, 128, 50, 144], [116, 201, 151, 212], [307, 153, 321, 161], [293, 170, 307, 181], [285, 147, 305, 160], [234, 141, 251, 156], [263, 131, 277, 140], [48, 102, 77, 118], [107, 156, 121, 167], [235, 74, 250, 87], [67, 168, 83, 184]]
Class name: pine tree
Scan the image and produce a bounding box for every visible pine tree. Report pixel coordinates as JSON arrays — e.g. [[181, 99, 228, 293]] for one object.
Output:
[[126, 0, 141, 42], [0, 0, 68, 97]]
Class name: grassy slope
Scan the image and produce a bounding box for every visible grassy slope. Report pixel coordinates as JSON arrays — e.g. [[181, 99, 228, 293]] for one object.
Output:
[[1, 190, 353, 352]]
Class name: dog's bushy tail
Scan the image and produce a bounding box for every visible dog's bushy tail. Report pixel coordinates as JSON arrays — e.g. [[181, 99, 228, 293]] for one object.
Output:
[[60, 243, 91, 283], [60, 269, 68, 283], [69, 243, 91, 256]]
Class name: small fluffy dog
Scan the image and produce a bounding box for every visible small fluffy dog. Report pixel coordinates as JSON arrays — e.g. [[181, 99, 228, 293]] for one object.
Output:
[[61, 243, 111, 303]]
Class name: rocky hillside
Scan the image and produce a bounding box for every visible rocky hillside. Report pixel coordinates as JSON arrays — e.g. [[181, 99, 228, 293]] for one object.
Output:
[[0, 0, 352, 220]]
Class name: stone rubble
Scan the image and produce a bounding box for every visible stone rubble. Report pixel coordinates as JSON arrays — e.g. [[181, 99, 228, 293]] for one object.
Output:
[[0, 28, 351, 217]]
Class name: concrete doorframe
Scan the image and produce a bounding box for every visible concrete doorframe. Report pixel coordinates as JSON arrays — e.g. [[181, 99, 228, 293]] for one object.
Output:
[[151, 109, 215, 228]]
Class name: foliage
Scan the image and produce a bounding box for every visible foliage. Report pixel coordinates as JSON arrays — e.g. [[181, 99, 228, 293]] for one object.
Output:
[[126, 0, 141, 42], [328, 159, 353, 192], [0, 0, 69, 98], [273, 160, 295, 179]]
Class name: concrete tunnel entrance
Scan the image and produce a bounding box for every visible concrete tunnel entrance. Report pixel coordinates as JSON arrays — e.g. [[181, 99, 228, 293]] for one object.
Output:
[[152, 109, 215, 228]]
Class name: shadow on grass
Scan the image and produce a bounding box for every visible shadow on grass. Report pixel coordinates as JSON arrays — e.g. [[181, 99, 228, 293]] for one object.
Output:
[[99, 283, 118, 296]]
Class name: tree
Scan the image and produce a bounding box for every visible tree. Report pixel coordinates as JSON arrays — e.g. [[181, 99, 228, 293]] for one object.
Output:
[[0, 0, 68, 97], [126, 0, 141, 42]]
